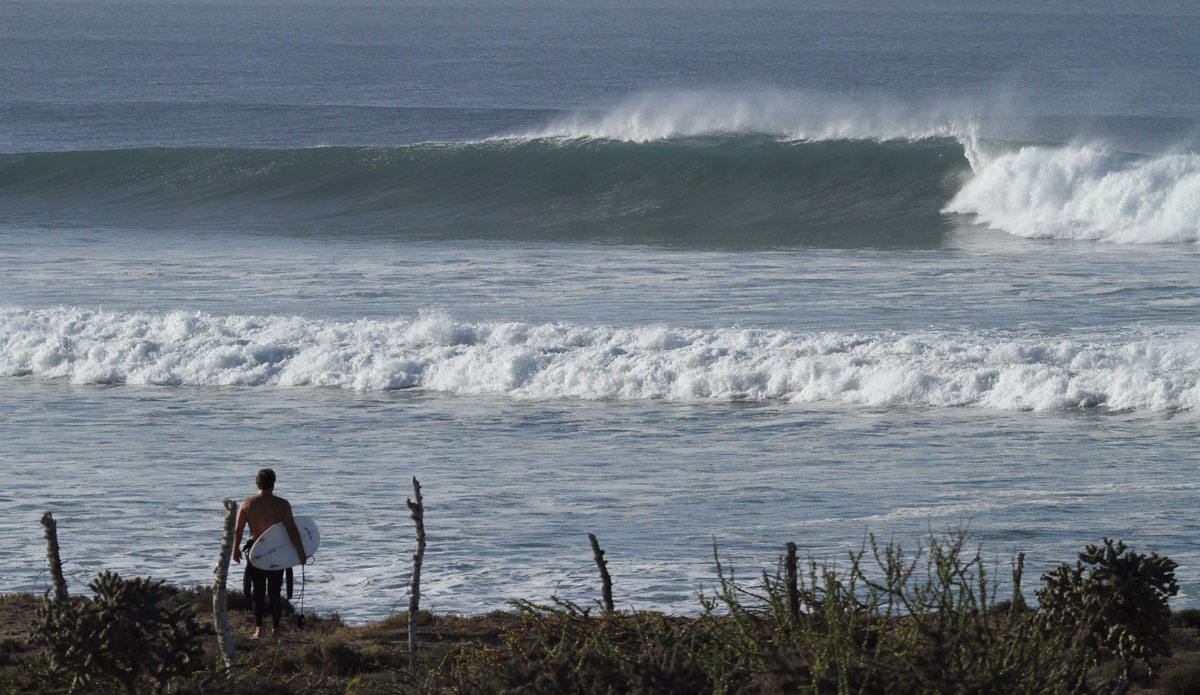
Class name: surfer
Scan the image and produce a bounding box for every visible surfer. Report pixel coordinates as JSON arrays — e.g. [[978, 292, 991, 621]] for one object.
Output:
[[233, 468, 307, 639]]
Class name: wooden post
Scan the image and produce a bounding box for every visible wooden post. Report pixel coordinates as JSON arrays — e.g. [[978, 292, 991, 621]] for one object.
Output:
[[785, 542, 799, 623], [213, 499, 238, 668], [1011, 552, 1026, 618], [40, 512, 68, 601], [406, 477, 426, 675], [588, 533, 614, 614]]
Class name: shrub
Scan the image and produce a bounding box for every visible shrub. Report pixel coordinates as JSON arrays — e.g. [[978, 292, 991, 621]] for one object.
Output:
[[1160, 660, 1200, 695], [710, 533, 1092, 695], [448, 533, 1094, 695], [300, 639, 363, 677], [1173, 608, 1200, 631], [458, 599, 725, 695], [1037, 538, 1178, 687], [33, 572, 208, 695], [359, 644, 404, 670], [0, 637, 21, 667], [301, 610, 344, 633]]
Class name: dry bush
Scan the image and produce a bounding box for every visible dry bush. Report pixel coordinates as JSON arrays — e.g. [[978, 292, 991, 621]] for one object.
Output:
[[1159, 652, 1200, 695], [299, 638, 363, 677]]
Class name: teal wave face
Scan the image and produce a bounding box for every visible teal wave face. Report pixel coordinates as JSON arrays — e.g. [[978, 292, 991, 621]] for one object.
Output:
[[0, 137, 971, 248]]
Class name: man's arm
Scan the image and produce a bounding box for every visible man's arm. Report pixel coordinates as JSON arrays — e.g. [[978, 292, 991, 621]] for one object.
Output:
[[282, 501, 307, 566], [232, 501, 247, 564]]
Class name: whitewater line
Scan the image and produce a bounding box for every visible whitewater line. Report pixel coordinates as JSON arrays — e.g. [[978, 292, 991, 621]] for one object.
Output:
[[4, 307, 1200, 411]]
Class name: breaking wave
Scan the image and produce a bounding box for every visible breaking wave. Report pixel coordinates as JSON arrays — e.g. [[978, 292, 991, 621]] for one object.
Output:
[[1, 90, 1195, 246], [5, 306, 1200, 412], [947, 143, 1200, 243]]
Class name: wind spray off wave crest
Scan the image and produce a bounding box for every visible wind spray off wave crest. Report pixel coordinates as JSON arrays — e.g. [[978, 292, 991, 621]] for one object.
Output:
[[523, 89, 978, 143], [5, 307, 1200, 412]]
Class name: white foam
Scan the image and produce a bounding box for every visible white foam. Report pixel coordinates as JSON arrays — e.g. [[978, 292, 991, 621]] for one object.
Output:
[[947, 143, 1200, 243], [521, 89, 974, 143], [5, 307, 1200, 412]]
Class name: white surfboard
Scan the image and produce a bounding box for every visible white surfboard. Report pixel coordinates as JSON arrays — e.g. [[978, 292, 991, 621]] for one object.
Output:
[[249, 516, 319, 570]]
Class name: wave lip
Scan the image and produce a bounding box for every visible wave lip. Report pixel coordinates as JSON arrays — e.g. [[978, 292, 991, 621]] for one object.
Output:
[[948, 143, 1200, 243], [4, 307, 1200, 412]]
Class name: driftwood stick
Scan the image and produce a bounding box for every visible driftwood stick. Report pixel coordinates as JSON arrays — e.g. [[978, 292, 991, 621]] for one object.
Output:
[[406, 477, 426, 675], [40, 512, 68, 601], [785, 542, 799, 623], [213, 499, 238, 668], [588, 533, 614, 614]]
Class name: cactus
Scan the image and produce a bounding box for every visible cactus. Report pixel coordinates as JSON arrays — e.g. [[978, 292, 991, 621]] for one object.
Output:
[[1037, 538, 1178, 691], [33, 571, 207, 695]]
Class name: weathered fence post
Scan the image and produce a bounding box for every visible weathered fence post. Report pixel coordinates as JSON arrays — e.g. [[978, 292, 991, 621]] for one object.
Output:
[[1011, 551, 1027, 618], [40, 512, 69, 601], [213, 499, 238, 668], [588, 533, 614, 614], [785, 542, 799, 623], [406, 477, 426, 675]]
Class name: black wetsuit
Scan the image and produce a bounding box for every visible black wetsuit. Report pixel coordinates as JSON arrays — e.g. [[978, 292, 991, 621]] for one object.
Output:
[[243, 538, 285, 629]]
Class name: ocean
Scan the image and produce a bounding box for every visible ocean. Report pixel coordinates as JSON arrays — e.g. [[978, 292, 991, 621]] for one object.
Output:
[[2, 0, 1199, 622]]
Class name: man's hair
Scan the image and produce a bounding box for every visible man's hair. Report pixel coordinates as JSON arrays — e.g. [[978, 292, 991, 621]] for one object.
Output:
[[256, 468, 276, 491]]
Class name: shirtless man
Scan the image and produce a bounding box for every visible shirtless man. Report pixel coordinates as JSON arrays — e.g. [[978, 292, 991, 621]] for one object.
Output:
[[232, 468, 307, 639]]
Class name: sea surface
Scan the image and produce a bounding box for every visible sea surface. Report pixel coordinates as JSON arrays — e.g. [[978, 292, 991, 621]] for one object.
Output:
[[2, 0, 1200, 622]]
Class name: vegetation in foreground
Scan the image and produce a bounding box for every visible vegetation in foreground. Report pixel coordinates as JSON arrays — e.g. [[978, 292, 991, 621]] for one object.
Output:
[[3, 535, 1200, 695]]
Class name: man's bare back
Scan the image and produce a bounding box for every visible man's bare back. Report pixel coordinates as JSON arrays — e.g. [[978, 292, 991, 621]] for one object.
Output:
[[233, 491, 306, 566], [232, 468, 306, 639], [233, 470, 306, 568], [241, 492, 293, 538]]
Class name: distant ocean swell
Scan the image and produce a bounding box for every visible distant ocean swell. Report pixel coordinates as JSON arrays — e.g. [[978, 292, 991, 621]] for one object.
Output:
[[5, 307, 1200, 411], [0, 132, 1195, 244]]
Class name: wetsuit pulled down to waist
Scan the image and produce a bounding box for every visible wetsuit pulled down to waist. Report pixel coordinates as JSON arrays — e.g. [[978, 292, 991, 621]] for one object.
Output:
[[243, 537, 285, 629]]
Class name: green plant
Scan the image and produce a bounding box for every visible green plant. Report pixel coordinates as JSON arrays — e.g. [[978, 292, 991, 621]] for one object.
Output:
[[460, 598, 729, 695], [1037, 538, 1178, 691], [33, 572, 208, 695], [443, 533, 1095, 695], [707, 533, 1092, 695]]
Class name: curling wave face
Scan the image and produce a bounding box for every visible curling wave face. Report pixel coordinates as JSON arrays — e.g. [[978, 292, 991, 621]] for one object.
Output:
[[5, 307, 1200, 412], [1, 91, 1195, 245], [0, 136, 967, 248]]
